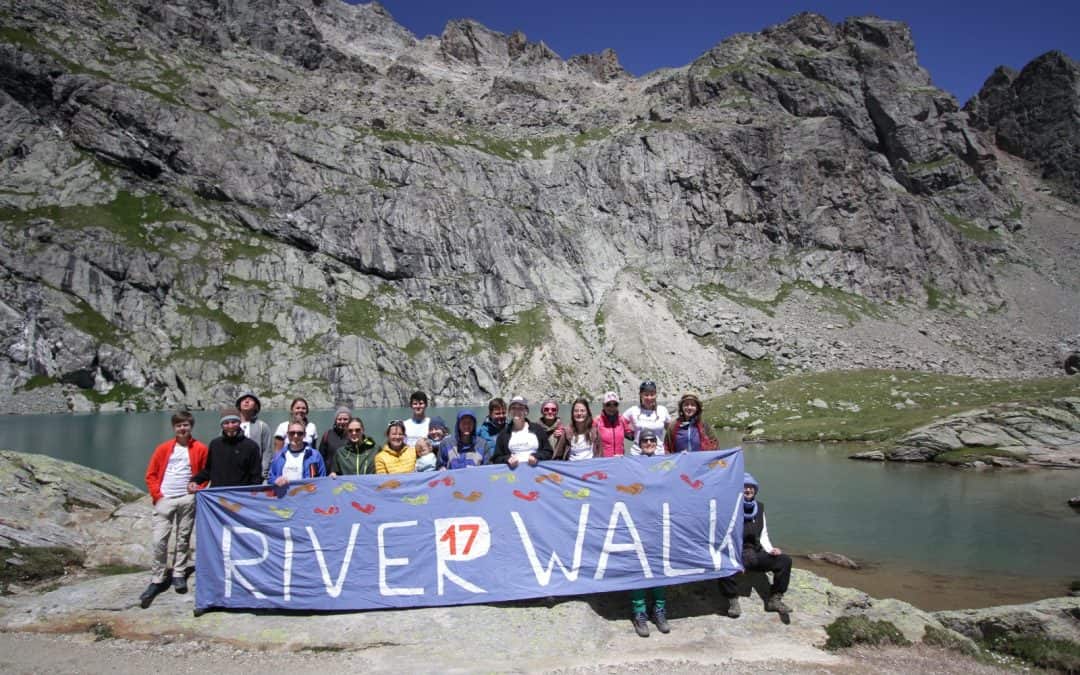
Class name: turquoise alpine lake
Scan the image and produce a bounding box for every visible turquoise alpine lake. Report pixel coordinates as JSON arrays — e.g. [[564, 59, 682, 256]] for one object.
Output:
[[2, 406, 1077, 609]]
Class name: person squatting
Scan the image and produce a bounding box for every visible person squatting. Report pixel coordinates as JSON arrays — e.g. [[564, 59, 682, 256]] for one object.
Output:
[[140, 385, 793, 636]]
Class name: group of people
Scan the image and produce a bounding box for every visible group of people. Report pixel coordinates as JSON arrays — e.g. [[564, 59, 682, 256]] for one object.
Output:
[[141, 385, 793, 636]]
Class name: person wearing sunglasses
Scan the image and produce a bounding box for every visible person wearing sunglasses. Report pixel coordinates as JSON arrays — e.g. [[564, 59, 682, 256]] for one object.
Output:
[[328, 417, 378, 476], [623, 381, 671, 456], [268, 420, 327, 486], [595, 391, 633, 457], [537, 399, 565, 444]]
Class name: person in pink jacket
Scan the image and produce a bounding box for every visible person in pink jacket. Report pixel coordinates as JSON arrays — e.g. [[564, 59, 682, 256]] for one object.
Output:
[[594, 391, 632, 457]]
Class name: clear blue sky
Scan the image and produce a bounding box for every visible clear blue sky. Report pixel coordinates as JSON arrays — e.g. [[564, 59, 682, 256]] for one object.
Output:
[[360, 0, 1077, 104]]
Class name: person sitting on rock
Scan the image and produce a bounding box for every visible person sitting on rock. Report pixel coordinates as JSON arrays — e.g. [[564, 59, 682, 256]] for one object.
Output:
[[375, 420, 417, 474], [438, 410, 489, 469], [268, 421, 327, 485], [720, 473, 792, 618], [328, 417, 378, 476], [141, 410, 207, 608]]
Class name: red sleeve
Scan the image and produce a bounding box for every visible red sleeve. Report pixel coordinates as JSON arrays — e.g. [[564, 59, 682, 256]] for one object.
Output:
[[145, 441, 171, 504]]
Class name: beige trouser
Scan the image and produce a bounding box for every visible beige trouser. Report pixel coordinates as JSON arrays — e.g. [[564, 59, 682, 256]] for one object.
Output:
[[150, 493, 195, 583]]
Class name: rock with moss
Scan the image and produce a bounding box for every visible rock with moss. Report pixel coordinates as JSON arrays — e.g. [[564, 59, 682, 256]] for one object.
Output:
[[934, 597, 1080, 645]]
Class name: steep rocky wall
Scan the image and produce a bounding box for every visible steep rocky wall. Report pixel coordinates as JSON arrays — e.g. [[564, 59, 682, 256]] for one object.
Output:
[[0, 1, 1069, 413]]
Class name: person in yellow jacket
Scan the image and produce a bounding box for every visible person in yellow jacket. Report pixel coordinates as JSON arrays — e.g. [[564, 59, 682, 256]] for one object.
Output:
[[375, 420, 417, 474]]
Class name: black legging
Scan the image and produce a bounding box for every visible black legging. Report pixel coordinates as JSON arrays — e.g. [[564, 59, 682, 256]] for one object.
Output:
[[719, 549, 792, 596]]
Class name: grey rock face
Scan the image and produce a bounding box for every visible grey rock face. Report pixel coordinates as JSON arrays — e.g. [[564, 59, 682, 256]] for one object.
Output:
[[0, 3, 1074, 413], [936, 597, 1080, 645], [966, 51, 1080, 202]]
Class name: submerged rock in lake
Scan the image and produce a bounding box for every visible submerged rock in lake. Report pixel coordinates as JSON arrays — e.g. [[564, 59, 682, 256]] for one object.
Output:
[[855, 398, 1080, 468]]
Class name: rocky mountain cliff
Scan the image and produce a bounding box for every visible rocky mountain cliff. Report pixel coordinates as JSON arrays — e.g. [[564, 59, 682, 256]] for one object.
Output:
[[1, 0, 1077, 413]]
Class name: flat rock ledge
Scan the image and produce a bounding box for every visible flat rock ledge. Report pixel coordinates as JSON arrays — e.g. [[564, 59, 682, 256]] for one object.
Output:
[[851, 397, 1080, 468]]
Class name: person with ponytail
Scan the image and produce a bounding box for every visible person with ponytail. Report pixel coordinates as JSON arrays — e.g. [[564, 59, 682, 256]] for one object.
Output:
[[719, 473, 793, 618]]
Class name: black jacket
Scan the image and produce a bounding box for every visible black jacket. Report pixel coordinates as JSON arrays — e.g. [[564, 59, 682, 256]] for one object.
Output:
[[192, 433, 262, 487], [491, 420, 554, 464]]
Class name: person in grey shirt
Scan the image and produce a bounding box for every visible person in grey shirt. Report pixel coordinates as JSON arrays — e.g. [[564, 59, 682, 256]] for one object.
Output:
[[236, 392, 274, 479]]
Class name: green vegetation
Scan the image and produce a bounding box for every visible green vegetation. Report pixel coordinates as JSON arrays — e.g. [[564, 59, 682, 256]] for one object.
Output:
[[924, 283, 942, 310], [824, 616, 911, 650], [64, 297, 122, 345], [355, 124, 614, 161], [90, 622, 115, 641], [704, 369, 1080, 442], [403, 337, 426, 358], [336, 296, 383, 340], [922, 624, 978, 657], [20, 375, 57, 391], [731, 354, 782, 383], [695, 280, 886, 323], [0, 545, 85, 594], [82, 383, 147, 410], [172, 305, 280, 362], [1006, 204, 1023, 221], [941, 212, 999, 243], [906, 156, 958, 173], [0, 26, 109, 79], [0, 191, 207, 250], [933, 447, 1025, 465], [982, 635, 1080, 673], [93, 563, 145, 576]]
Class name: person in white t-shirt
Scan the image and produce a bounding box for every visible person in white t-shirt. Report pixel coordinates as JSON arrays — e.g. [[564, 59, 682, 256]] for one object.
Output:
[[552, 397, 600, 461], [491, 396, 554, 467], [623, 380, 671, 456], [273, 397, 317, 452], [402, 390, 430, 446]]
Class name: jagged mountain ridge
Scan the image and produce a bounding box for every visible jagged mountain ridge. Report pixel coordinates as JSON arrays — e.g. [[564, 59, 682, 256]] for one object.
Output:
[[0, 0, 1075, 413]]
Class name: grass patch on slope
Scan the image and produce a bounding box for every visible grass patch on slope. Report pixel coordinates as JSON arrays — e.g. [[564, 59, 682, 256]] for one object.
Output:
[[705, 369, 1080, 442]]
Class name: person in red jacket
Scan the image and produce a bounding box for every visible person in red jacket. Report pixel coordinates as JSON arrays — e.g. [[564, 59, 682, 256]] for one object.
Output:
[[594, 391, 633, 457], [141, 410, 208, 609]]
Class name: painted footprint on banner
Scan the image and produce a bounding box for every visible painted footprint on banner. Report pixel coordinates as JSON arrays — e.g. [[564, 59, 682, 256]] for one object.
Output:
[[616, 483, 645, 495], [376, 479, 402, 491], [582, 470, 608, 481], [428, 476, 455, 488], [332, 482, 357, 495], [562, 487, 590, 500], [217, 496, 243, 512], [250, 488, 277, 497], [650, 460, 677, 473], [453, 490, 483, 502], [490, 473, 518, 484], [350, 501, 375, 514], [314, 506, 340, 516], [288, 483, 318, 497], [512, 490, 540, 502], [403, 495, 429, 506], [268, 505, 295, 519], [680, 474, 704, 490], [708, 458, 728, 469], [534, 473, 563, 485]]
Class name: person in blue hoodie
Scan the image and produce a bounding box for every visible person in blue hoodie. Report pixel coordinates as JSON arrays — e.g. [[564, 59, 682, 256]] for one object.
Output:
[[439, 410, 489, 469], [476, 398, 507, 446], [719, 473, 792, 618], [268, 421, 327, 485]]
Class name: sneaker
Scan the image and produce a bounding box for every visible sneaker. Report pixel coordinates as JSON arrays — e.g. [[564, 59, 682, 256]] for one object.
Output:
[[765, 593, 791, 613], [139, 582, 163, 609], [173, 575, 188, 594], [632, 611, 650, 638], [652, 607, 670, 634], [726, 596, 741, 618]]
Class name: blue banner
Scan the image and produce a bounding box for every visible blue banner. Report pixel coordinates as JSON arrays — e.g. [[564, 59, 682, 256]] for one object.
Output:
[[194, 448, 744, 611]]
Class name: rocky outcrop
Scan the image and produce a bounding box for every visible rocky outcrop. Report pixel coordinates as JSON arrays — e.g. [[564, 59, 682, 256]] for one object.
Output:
[[966, 51, 1080, 203], [0, 1, 1076, 413], [936, 597, 1080, 645], [851, 398, 1080, 467]]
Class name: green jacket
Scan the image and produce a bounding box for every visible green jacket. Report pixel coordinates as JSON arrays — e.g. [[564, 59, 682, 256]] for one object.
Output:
[[329, 437, 378, 475]]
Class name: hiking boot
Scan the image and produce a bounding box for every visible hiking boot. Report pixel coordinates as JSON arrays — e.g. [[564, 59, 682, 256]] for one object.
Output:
[[139, 582, 165, 609], [726, 596, 741, 618], [172, 575, 188, 594], [652, 606, 670, 634], [766, 593, 791, 613], [632, 611, 650, 637]]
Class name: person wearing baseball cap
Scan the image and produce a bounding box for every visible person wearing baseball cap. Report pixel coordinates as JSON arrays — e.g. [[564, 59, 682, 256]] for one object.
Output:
[[595, 391, 632, 457], [719, 473, 793, 617], [491, 396, 553, 467], [624, 380, 671, 456], [188, 407, 263, 493]]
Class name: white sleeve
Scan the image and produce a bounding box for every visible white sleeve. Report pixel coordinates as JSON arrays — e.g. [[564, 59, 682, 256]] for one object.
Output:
[[759, 515, 775, 552]]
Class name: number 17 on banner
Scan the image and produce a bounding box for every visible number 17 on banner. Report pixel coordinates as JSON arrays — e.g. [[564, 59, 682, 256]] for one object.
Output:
[[434, 517, 492, 595]]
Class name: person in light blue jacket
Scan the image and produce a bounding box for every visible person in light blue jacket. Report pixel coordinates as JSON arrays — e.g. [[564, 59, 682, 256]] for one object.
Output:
[[268, 421, 327, 485]]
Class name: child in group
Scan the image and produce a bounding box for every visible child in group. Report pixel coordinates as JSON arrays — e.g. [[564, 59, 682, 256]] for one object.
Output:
[[414, 437, 438, 472], [427, 417, 449, 446]]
